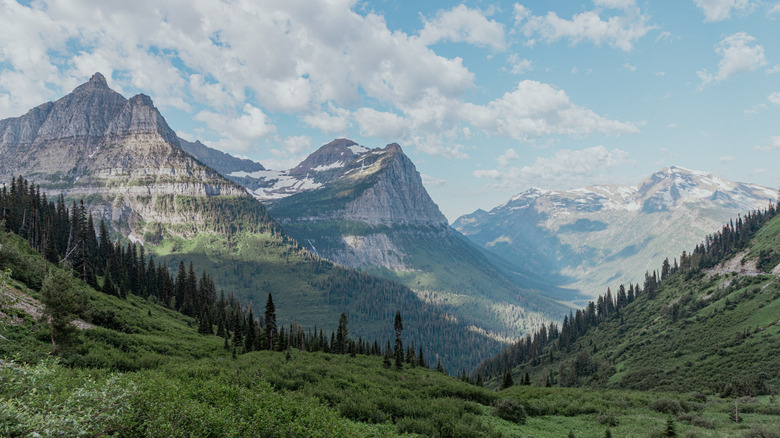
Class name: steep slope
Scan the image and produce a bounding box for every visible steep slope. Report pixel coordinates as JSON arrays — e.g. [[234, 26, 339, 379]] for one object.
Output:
[[454, 167, 777, 301], [250, 139, 571, 342], [178, 137, 265, 176], [0, 74, 500, 371], [0, 72, 248, 238], [477, 208, 780, 395]]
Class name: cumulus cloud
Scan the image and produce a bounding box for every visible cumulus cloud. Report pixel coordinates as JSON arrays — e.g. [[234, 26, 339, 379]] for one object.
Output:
[[194, 104, 275, 153], [418, 5, 506, 50], [507, 54, 533, 74], [353, 108, 407, 139], [692, 0, 754, 22], [302, 105, 352, 134], [420, 174, 447, 187], [459, 80, 638, 141], [697, 32, 767, 88], [473, 145, 632, 189], [514, 1, 656, 52]]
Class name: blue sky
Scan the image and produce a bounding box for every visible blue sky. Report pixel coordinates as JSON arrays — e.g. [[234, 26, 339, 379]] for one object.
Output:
[[1, 0, 779, 221]]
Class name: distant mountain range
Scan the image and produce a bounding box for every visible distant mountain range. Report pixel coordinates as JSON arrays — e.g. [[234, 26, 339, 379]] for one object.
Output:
[[454, 166, 777, 301]]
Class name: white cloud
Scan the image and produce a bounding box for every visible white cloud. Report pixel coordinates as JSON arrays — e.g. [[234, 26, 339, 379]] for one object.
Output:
[[194, 104, 275, 153], [507, 54, 533, 74], [459, 80, 638, 141], [261, 135, 313, 170], [418, 5, 506, 50], [771, 3, 780, 16], [474, 145, 632, 189], [421, 174, 447, 187], [753, 136, 780, 151], [497, 148, 520, 166], [624, 62, 637, 71], [692, 0, 754, 22], [353, 108, 406, 139], [473, 169, 503, 179], [769, 92, 780, 106], [515, 1, 656, 52], [718, 155, 735, 162], [302, 105, 352, 134], [697, 32, 767, 88]]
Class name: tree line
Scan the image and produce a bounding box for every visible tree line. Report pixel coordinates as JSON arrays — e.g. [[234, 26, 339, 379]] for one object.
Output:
[[0, 176, 433, 369], [473, 200, 778, 383]]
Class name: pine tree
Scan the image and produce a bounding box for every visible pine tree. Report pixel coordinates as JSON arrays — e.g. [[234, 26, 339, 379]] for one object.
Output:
[[265, 293, 276, 350], [244, 308, 256, 351], [524, 371, 530, 386], [501, 369, 514, 389], [394, 311, 404, 370], [335, 312, 348, 354], [664, 417, 677, 437]]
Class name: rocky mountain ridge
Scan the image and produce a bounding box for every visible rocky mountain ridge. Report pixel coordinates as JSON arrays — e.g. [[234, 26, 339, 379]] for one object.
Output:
[[178, 137, 265, 176], [454, 166, 777, 300], [0, 73, 248, 238]]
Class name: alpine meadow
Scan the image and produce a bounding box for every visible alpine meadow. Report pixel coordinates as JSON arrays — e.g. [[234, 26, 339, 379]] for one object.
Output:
[[1, 1, 780, 437]]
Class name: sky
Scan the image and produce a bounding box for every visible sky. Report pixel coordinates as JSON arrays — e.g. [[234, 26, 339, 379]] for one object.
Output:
[[1, 0, 779, 222]]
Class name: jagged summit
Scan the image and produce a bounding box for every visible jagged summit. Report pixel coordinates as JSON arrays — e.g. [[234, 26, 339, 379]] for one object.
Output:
[[257, 139, 448, 227], [73, 72, 110, 92], [0, 72, 246, 237], [453, 166, 777, 299]]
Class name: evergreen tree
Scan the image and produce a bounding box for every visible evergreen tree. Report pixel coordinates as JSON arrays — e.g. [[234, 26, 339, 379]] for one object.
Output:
[[265, 293, 277, 350], [335, 312, 348, 354], [524, 371, 530, 386], [501, 369, 514, 389], [245, 308, 256, 351], [40, 268, 87, 354], [664, 417, 677, 437], [394, 311, 404, 370]]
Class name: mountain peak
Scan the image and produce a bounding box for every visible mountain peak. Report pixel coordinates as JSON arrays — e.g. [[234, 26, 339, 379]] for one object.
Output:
[[73, 72, 110, 93]]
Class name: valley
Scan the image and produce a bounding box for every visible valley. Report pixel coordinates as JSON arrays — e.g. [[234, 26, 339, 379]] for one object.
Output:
[[0, 74, 778, 437]]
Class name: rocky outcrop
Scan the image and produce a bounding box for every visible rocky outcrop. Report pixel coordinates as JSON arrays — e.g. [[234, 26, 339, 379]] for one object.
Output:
[[178, 137, 265, 176], [0, 72, 251, 239], [268, 142, 448, 227]]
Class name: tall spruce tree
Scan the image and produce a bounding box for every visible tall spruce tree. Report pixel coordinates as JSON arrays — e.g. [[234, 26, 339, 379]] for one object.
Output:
[[265, 293, 277, 350], [394, 311, 404, 370]]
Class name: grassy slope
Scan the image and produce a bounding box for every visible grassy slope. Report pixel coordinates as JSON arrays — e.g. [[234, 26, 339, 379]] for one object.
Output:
[[510, 214, 780, 396], [3, 228, 779, 436]]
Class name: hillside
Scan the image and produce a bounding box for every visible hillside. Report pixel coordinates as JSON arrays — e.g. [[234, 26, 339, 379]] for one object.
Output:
[[241, 139, 571, 341], [476, 207, 780, 397], [0, 76, 501, 372], [454, 167, 777, 302], [3, 225, 778, 437]]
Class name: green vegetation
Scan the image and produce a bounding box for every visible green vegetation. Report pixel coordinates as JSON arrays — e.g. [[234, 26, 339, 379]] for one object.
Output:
[[2, 184, 780, 436], [477, 209, 780, 401]]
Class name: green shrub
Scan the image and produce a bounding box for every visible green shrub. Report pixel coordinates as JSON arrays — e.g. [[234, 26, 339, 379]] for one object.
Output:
[[650, 398, 683, 415], [494, 398, 527, 424]]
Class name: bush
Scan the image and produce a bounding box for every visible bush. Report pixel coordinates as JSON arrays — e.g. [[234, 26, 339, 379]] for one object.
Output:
[[743, 425, 780, 438], [494, 398, 527, 424], [650, 398, 683, 415]]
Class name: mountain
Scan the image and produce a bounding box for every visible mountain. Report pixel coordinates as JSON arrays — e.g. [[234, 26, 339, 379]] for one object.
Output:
[[0, 73, 502, 371], [475, 206, 780, 395], [178, 137, 265, 176], [236, 138, 571, 342], [0, 72, 248, 238], [454, 166, 778, 301]]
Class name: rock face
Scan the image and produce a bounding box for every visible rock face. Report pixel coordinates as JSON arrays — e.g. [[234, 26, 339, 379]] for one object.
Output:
[[0, 73, 248, 239], [178, 137, 265, 176], [256, 139, 568, 339], [453, 166, 778, 300]]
